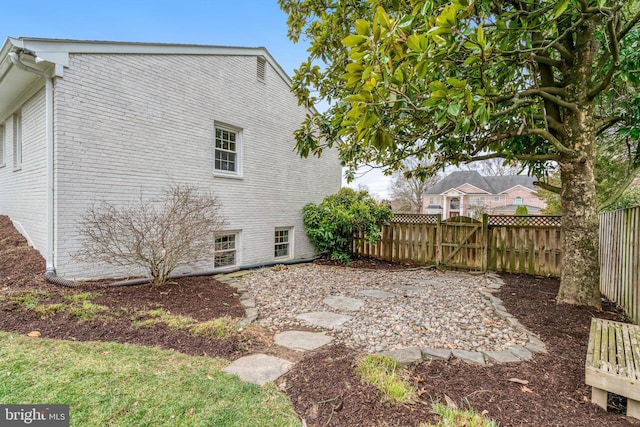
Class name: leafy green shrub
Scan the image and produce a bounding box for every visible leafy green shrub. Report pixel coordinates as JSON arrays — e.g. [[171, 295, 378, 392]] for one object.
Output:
[[303, 188, 392, 262], [515, 205, 529, 226]]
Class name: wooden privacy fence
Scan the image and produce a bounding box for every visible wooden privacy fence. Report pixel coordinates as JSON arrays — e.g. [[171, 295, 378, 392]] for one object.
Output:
[[599, 206, 640, 324], [353, 213, 563, 276]]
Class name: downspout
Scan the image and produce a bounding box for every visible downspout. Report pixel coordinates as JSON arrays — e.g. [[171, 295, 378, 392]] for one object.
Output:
[[8, 50, 58, 280]]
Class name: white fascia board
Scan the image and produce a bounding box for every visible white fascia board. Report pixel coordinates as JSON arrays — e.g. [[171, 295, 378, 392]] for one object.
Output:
[[457, 183, 490, 194], [498, 184, 535, 194], [14, 38, 292, 86], [443, 188, 464, 196]]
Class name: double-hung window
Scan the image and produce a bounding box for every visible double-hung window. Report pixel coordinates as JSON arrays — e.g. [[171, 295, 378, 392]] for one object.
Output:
[[214, 232, 238, 267], [13, 113, 22, 170], [214, 124, 241, 176], [274, 228, 292, 258]]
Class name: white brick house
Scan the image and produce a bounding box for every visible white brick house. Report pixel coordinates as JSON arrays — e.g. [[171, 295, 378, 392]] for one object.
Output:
[[0, 37, 341, 280]]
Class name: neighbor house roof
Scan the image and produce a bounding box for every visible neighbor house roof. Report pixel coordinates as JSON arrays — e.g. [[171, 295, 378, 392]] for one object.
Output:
[[0, 37, 291, 121], [424, 171, 537, 195]]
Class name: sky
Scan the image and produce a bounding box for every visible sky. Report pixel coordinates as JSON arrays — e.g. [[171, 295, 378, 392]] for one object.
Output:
[[1, 0, 393, 198]]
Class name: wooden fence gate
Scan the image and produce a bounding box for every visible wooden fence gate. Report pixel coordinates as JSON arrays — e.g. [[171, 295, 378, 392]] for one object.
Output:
[[353, 213, 562, 276], [438, 216, 485, 270]]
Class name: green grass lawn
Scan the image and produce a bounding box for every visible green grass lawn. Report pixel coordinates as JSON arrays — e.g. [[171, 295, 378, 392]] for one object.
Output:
[[0, 331, 299, 427]]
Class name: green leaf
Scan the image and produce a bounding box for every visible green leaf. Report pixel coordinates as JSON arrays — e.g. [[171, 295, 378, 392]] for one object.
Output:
[[407, 34, 421, 52], [355, 19, 370, 36], [477, 25, 486, 48], [553, 0, 570, 19], [375, 6, 391, 30], [446, 77, 466, 89], [427, 26, 453, 37], [343, 34, 367, 47], [398, 15, 414, 29], [447, 103, 462, 117]]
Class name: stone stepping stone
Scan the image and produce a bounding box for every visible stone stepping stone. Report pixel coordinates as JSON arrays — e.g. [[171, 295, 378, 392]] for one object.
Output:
[[452, 349, 486, 366], [388, 284, 425, 293], [357, 289, 395, 299], [274, 331, 334, 351], [483, 350, 522, 364], [223, 354, 293, 386], [422, 347, 452, 361], [323, 295, 364, 312], [381, 347, 423, 365], [295, 311, 352, 328]]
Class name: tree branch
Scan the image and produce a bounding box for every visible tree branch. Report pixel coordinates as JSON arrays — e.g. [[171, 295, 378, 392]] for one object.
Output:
[[618, 8, 640, 41], [595, 116, 623, 135], [551, 42, 574, 63], [598, 165, 640, 210], [534, 180, 561, 194], [589, 19, 620, 99], [533, 54, 564, 69], [523, 128, 576, 156]]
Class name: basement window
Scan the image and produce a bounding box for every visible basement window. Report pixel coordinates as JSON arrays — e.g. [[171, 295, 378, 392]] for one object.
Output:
[[274, 228, 292, 258], [214, 232, 238, 267]]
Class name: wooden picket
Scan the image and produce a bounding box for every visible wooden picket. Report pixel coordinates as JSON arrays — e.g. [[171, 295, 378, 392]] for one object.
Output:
[[353, 207, 640, 323], [599, 207, 640, 324], [486, 215, 562, 276], [353, 214, 562, 276]]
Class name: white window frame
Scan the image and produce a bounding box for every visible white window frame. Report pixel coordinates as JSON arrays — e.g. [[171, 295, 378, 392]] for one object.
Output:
[[13, 113, 22, 170], [514, 197, 524, 205], [214, 231, 240, 268], [494, 196, 500, 202], [479, 196, 486, 205], [0, 124, 5, 168], [428, 197, 434, 205], [213, 123, 242, 177], [274, 227, 293, 259]]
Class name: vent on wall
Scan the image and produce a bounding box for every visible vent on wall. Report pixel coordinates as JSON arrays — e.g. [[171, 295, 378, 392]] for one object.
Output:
[[257, 56, 266, 82]]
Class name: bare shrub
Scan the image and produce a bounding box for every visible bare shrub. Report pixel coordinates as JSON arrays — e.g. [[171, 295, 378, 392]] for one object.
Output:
[[77, 185, 226, 286]]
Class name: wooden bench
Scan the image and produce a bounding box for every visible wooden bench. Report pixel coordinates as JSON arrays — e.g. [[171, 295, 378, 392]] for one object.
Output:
[[586, 318, 640, 419]]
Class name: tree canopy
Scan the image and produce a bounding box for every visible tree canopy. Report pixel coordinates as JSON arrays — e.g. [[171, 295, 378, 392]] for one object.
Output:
[[280, 0, 640, 307]]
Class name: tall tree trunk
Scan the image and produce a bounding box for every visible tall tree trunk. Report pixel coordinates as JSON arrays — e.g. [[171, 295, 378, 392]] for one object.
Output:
[[554, 15, 601, 308], [557, 94, 601, 307], [558, 154, 601, 307]]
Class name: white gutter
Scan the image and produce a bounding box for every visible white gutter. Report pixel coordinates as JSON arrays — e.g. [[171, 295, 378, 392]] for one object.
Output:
[[8, 50, 55, 272]]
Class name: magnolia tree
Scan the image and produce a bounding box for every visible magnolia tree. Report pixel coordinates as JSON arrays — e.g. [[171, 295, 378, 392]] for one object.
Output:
[[280, 0, 640, 307], [77, 185, 226, 286]]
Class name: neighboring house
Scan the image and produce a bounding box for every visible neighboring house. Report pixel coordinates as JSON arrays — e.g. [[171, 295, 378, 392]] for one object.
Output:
[[0, 37, 341, 280], [423, 171, 546, 218]]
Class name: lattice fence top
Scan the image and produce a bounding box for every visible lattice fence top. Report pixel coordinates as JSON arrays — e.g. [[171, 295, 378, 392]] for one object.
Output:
[[392, 214, 440, 224], [488, 215, 561, 227]]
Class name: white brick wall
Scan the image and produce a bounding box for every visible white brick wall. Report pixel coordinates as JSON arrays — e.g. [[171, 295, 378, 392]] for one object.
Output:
[[0, 88, 48, 251], [52, 53, 341, 279]]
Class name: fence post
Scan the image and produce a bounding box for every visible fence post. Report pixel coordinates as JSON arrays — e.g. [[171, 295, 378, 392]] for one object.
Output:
[[436, 214, 442, 266], [482, 213, 489, 272]]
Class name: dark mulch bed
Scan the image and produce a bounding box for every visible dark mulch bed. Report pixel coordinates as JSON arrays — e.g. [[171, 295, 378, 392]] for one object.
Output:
[[282, 275, 637, 427], [1, 214, 638, 426]]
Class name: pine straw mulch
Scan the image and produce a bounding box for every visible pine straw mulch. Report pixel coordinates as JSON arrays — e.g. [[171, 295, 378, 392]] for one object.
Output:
[[0, 215, 638, 426]]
